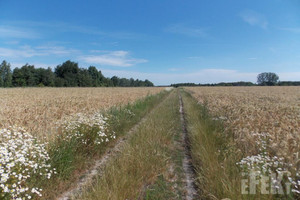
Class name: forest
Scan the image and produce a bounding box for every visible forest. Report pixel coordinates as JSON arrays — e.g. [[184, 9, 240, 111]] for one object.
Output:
[[0, 60, 154, 87]]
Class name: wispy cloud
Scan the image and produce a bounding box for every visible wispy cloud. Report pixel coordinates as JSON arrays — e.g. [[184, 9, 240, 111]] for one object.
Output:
[[0, 26, 39, 39], [80, 51, 147, 67], [0, 45, 77, 58], [0, 46, 43, 58], [165, 23, 208, 37], [3, 40, 20, 45], [168, 68, 182, 72], [240, 10, 268, 29], [10, 62, 57, 69], [187, 56, 204, 59], [35, 45, 78, 55], [279, 27, 300, 33], [2, 20, 144, 40], [0, 42, 146, 68]]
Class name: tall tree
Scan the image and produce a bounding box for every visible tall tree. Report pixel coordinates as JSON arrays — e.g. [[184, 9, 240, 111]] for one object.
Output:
[[88, 66, 105, 86], [144, 79, 154, 87], [257, 72, 279, 86], [36, 67, 55, 86], [0, 60, 12, 87], [12, 68, 26, 87], [111, 76, 120, 87], [21, 64, 38, 86], [78, 68, 93, 87], [12, 64, 37, 87], [55, 60, 80, 87], [119, 78, 130, 87]]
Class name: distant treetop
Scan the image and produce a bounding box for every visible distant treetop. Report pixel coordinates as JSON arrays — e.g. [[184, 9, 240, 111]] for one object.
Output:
[[257, 72, 279, 86]]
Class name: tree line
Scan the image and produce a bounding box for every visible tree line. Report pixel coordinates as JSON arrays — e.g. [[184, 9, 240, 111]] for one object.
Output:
[[0, 60, 154, 87], [171, 81, 255, 87], [172, 73, 300, 87]]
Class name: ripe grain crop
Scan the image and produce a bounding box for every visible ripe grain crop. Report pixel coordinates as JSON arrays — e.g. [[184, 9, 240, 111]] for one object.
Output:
[[0, 87, 164, 141], [187, 86, 300, 195]]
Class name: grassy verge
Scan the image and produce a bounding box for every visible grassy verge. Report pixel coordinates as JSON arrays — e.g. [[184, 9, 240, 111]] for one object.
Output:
[[180, 89, 283, 200], [29, 90, 169, 200], [79, 90, 184, 200]]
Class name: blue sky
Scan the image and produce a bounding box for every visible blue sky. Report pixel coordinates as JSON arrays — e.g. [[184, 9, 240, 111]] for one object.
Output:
[[0, 0, 300, 85]]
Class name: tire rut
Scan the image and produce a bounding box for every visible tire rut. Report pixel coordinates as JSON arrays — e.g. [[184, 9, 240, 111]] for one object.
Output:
[[179, 94, 199, 200]]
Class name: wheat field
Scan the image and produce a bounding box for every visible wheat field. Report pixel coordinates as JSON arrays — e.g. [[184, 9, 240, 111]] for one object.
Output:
[[187, 86, 300, 174], [0, 87, 164, 140]]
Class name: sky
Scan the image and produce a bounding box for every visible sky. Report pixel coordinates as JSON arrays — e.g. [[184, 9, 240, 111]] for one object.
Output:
[[0, 0, 300, 85]]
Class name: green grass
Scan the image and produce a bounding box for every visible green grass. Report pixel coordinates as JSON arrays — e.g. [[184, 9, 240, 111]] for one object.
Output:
[[143, 91, 185, 200], [107, 90, 168, 137], [29, 90, 170, 200], [180, 89, 244, 199], [144, 175, 176, 200], [79, 90, 184, 200]]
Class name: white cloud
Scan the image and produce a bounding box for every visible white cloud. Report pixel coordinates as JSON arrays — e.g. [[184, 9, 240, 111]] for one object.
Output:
[[165, 24, 208, 37], [240, 10, 268, 29], [81, 51, 147, 67]]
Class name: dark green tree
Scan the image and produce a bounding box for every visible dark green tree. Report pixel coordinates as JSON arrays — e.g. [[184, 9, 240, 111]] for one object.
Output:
[[78, 68, 93, 87], [55, 60, 80, 87], [7, 60, 155, 87], [54, 77, 65, 87], [23, 64, 38, 86], [119, 78, 130, 87], [257, 72, 279, 86], [144, 79, 154, 87], [103, 77, 113, 87], [278, 81, 300, 86], [36, 67, 55, 86], [12, 68, 26, 87], [12, 64, 37, 87], [88, 66, 105, 86], [137, 79, 145, 87], [0, 60, 12, 87], [111, 76, 120, 87], [129, 78, 135, 86]]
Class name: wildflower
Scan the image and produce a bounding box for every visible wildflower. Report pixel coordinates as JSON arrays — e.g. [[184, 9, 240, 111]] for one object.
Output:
[[60, 111, 117, 147], [0, 127, 55, 199]]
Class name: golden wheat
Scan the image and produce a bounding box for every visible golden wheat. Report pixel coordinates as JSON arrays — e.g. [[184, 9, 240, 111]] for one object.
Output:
[[187, 86, 300, 169], [0, 87, 164, 140]]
